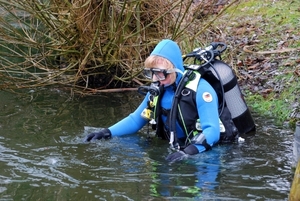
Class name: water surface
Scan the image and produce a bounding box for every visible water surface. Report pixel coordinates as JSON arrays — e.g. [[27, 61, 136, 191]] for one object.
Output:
[[0, 89, 294, 200]]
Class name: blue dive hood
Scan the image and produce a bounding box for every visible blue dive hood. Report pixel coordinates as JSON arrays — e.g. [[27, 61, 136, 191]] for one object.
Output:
[[150, 39, 184, 85]]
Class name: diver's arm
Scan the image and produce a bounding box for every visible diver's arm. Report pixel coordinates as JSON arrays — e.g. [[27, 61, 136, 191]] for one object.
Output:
[[108, 94, 149, 136], [193, 79, 220, 153]]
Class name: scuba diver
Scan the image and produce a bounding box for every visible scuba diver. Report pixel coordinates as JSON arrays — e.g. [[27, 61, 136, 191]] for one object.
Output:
[[84, 39, 255, 162]]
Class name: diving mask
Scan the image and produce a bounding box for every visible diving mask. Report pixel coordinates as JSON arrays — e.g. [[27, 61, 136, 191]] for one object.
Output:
[[143, 68, 176, 81]]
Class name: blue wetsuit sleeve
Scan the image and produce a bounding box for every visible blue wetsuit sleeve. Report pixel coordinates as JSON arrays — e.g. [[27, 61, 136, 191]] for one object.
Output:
[[108, 94, 149, 136], [193, 79, 220, 153]]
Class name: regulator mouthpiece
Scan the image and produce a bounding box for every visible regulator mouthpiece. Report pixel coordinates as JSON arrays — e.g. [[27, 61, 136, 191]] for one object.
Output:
[[137, 82, 160, 96]]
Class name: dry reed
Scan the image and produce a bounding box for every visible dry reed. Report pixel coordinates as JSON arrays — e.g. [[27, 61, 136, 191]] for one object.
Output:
[[0, 0, 235, 94]]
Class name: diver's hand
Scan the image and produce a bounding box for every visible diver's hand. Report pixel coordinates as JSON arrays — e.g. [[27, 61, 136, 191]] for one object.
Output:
[[84, 128, 111, 142], [166, 145, 199, 162], [166, 151, 187, 162]]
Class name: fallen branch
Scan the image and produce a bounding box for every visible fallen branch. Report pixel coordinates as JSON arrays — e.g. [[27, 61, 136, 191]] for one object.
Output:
[[243, 45, 300, 55], [74, 87, 139, 94], [90, 88, 138, 93]]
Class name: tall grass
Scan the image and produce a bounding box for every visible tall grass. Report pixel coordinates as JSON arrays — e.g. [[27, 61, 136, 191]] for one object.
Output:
[[0, 0, 237, 94]]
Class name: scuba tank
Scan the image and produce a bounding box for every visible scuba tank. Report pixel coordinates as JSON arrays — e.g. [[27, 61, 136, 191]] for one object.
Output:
[[182, 42, 256, 135], [207, 60, 255, 134]]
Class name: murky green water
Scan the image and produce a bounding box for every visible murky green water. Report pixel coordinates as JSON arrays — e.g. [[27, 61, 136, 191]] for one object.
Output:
[[0, 89, 294, 200]]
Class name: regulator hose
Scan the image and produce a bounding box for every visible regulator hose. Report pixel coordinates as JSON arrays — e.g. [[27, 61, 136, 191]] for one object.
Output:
[[168, 70, 194, 150]]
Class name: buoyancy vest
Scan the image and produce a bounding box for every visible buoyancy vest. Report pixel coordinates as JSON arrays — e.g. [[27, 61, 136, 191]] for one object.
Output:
[[152, 70, 239, 147]]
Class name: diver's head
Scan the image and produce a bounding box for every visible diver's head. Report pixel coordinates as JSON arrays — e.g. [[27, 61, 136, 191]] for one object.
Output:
[[143, 39, 184, 86], [144, 55, 177, 86]]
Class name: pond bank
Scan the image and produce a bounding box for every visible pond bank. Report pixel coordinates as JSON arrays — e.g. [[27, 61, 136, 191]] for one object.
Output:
[[209, 0, 300, 127]]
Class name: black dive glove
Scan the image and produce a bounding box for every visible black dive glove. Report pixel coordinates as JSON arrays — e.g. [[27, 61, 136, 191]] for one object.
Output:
[[84, 128, 112, 142], [166, 144, 199, 162]]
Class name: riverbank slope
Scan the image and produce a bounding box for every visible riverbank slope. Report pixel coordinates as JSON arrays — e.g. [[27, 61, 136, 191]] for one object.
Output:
[[213, 0, 299, 127]]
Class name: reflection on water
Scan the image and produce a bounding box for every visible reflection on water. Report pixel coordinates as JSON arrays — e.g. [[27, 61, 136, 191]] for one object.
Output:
[[0, 89, 294, 200]]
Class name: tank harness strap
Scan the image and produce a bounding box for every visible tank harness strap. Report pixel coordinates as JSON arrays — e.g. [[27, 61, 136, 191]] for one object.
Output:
[[168, 70, 195, 150], [161, 108, 170, 116], [180, 71, 201, 137], [223, 75, 237, 92]]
